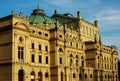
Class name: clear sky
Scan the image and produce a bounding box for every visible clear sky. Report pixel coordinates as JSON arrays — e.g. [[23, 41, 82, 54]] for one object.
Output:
[[0, 0, 120, 58]]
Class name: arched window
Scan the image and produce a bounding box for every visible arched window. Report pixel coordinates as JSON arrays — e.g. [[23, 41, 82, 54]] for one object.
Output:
[[18, 69, 24, 81], [85, 74, 87, 78], [45, 72, 48, 78], [116, 75, 118, 81], [76, 55, 79, 58], [31, 71, 35, 81], [79, 73, 82, 79], [81, 56, 84, 59], [73, 73, 76, 78], [76, 55, 79, 66], [105, 74, 107, 78], [90, 74, 92, 78], [38, 72, 42, 81], [58, 48, 63, 52]]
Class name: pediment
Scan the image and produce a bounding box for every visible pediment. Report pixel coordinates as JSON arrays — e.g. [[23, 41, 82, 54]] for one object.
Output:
[[14, 21, 29, 31]]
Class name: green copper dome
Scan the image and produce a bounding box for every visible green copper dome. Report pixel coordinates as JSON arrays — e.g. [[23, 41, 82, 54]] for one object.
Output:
[[29, 6, 56, 24], [29, 15, 56, 24]]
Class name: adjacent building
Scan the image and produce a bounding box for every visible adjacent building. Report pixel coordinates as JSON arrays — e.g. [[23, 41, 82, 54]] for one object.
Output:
[[118, 60, 120, 81], [0, 6, 119, 81]]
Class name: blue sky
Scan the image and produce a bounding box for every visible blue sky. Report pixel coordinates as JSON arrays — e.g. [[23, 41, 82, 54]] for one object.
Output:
[[0, 0, 120, 58]]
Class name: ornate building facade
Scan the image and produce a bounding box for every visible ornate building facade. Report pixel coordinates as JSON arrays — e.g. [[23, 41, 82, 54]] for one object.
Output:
[[0, 6, 119, 81]]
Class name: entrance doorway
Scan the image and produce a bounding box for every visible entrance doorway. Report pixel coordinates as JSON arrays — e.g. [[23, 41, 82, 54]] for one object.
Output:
[[31, 71, 35, 81], [38, 72, 42, 81], [18, 70, 24, 81]]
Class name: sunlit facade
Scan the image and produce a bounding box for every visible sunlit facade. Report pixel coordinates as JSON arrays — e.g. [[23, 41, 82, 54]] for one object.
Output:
[[0, 6, 119, 81]]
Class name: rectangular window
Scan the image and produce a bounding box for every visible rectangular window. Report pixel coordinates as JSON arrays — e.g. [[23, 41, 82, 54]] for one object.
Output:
[[76, 60, 78, 66], [89, 28, 91, 36], [18, 46, 24, 59], [31, 54, 35, 62], [105, 64, 106, 69], [70, 42, 72, 46], [86, 26, 88, 35], [76, 43, 78, 48], [82, 61, 84, 67], [82, 25, 85, 33], [92, 29, 94, 36], [60, 58, 62, 64], [46, 56, 48, 64], [39, 55, 42, 63], [39, 44, 41, 50], [70, 59, 72, 66], [73, 73, 76, 78], [90, 74, 92, 78], [98, 63, 99, 68], [31, 43, 34, 49], [45, 46, 48, 51], [115, 63, 116, 70]]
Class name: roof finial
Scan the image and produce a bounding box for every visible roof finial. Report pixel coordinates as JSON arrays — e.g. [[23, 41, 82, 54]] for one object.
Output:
[[11, 6, 14, 15], [11, 10, 14, 15], [37, 3, 40, 9], [54, 9, 57, 14]]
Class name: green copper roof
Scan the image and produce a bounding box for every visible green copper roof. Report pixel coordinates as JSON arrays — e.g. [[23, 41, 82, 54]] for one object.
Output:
[[29, 7, 56, 24], [29, 15, 56, 24]]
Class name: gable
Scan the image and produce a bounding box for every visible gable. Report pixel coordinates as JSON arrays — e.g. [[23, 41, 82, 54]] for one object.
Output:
[[14, 21, 29, 31]]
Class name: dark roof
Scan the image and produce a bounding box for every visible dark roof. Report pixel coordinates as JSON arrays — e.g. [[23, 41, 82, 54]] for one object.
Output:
[[84, 41, 94, 44], [52, 13, 79, 20]]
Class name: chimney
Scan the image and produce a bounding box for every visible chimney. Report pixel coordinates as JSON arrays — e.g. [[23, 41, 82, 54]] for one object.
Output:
[[77, 11, 82, 19], [94, 20, 98, 27]]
